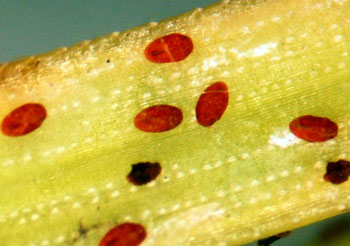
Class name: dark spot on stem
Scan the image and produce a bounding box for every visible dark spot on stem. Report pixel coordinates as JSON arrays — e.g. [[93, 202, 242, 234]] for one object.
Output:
[[324, 159, 350, 184], [72, 221, 99, 243], [78, 223, 89, 238], [127, 162, 161, 185], [258, 231, 292, 246]]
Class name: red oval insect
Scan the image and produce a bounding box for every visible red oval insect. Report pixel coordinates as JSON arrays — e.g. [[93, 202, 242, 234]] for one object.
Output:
[[145, 33, 194, 63], [1, 103, 47, 137], [99, 222, 146, 246], [196, 82, 229, 127], [134, 105, 183, 132], [289, 115, 338, 142]]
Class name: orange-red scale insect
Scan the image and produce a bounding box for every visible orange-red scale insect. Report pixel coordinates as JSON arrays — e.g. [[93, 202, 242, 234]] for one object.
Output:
[[145, 33, 193, 63], [134, 105, 183, 132], [196, 82, 229, 127], [289, 115, 338, 142], [1, 103, 47, 137], [99, 223, 146, 246]]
